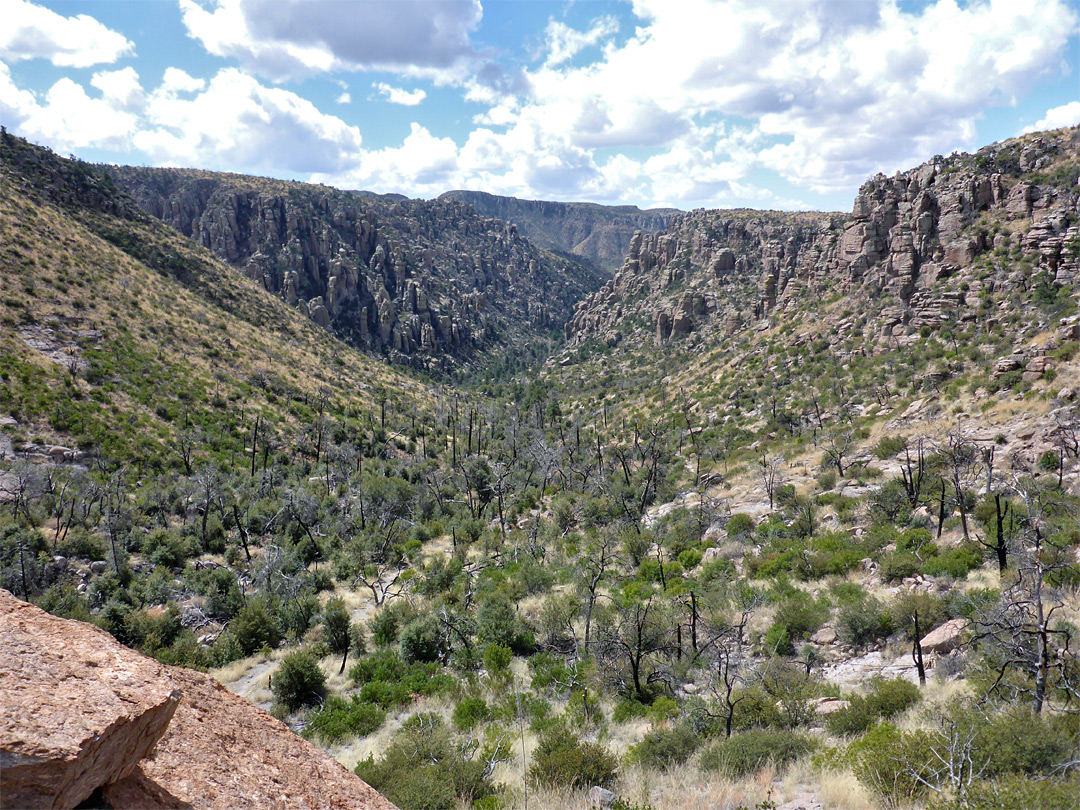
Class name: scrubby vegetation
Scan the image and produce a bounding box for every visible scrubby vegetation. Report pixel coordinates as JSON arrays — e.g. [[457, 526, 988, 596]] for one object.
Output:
[[3, 130, 1080, 809]]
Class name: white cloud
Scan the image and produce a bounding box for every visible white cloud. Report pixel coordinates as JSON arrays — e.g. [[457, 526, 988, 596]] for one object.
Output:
[[160, 67, 207, 95], [374, 83, 426, 106], [543, 16, 619, 67], [179, 0, 481, 81], [455, 0, 1080, 204], [4, 73, 140, 152], [90, 67, 144, 110], [135, 68, 364, 174], [0, 0, 133, 67], [1023, 101, 1080, 134], [336, 92, 351, 105]]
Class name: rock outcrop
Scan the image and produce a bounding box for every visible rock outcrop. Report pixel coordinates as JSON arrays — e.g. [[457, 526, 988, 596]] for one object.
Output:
[[0, 590, 397, 810], [103, 666, 397, 810], [438, 189, 679, 271], [105, 169, 606, 371], [919, 618, 967, 655], [0, 589, 180, 809], [564, 128, 1080, 351]]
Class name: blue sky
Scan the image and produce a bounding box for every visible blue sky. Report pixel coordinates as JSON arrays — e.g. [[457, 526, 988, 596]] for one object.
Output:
[[2, 0, 1078, 212]]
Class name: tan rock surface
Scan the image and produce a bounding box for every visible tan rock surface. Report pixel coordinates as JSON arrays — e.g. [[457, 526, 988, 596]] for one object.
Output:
[[103, 666, 398, 810], [919, 618, 967, 655], [0, 589, 181, 810]]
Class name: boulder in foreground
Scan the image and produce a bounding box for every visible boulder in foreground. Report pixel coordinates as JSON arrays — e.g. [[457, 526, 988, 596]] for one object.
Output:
[[0, 589, 181, 810], [103, 665, 398, 810]]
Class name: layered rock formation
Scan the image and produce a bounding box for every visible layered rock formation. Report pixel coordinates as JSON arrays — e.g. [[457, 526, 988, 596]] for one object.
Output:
[[565, 129, 1080, 350], [105, 168, 606, 370], [0, 590, 396, 810], [438, 190, 679, 272]]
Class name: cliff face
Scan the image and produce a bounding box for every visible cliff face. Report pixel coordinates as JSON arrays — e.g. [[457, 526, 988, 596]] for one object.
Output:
[[438, 189, 679, 272], [565, 129, 1080, 350], [105, 168, 606, 371]]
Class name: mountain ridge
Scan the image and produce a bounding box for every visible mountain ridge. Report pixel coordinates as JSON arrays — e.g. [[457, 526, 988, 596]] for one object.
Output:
[[103, 166, 607, 375], [438, 189, 680, 272]]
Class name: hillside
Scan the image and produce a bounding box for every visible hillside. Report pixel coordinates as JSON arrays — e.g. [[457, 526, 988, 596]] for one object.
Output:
[[104, 167, 607, 376], [439, 189, 679, 272], [556, 129, 1080, 430], [2, 127, 1079, 810], [0, 130, 435, 469]]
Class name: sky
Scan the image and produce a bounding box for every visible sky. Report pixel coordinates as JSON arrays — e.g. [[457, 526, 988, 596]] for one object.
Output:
[[1, 0, 1078, 212]]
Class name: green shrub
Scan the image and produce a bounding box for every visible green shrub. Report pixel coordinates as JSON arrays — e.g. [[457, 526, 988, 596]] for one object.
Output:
[[483, 642, 512, 677], [699, 729, 814, 777], [896, 528, 934, 554], [764, 622, 794, 656], [773, 591, 829, 641], [356, 718, 495, 810], [528, 725, 618, 789], [143, 528, 196, 568], [826, 677, 921, 736], [369, 600, 414, 646], [452, 696, 490, 730], [848, 722, 932, 804], [891, 591, 950, 641], [725, 513, 755, 540], [878, 552, 921, 583], [271, 650, 326, 710], [349, 649, 455, 707], [928, 775, 1080, 810], [227, 600, 282, 657], [612, 698, 649, 723], [837, 596, 894, 648], [677, 549, 703, 569], [304, 695, 385, 744], [920, 546, 983, 579], [400, 614, 445, 663], [628, 722, 704, 770], [874, 436, 907, 460], [647, 696, 680, 726]]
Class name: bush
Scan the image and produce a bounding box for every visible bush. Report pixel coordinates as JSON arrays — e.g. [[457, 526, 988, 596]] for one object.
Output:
[[369, 600, 415, 646], [628, 722, 704, 770], [452, 696, 490, 730], [891, 591, 950, 641], [773, 591, 829, 641], [878, 552, 921, 583], [699, 729, 814, 777], [304, 695, 385, 744], [612, 698, 649, 723], [356, 718, 495, 810], [826, 677, 921, 736], [764, 622, 794, 656], [677, 549, 703, 569], [928, 775, 1080, 810], [837, 597, 894, 648], [272, 650, 326, 710], [528, 725, 618, 789], [725, 513, 755, 540], [143, 528, 196, 568], [227, 601, 282, 657], [483, 643, 512, 677], [400, 614, 445, 663], [847, 722, 933, 806], [874, 436, 907, 460], [920, 546, 983, 579]]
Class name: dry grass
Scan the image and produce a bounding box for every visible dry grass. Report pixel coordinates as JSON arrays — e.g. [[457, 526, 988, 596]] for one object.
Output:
[[815, 767, 877, 810]]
